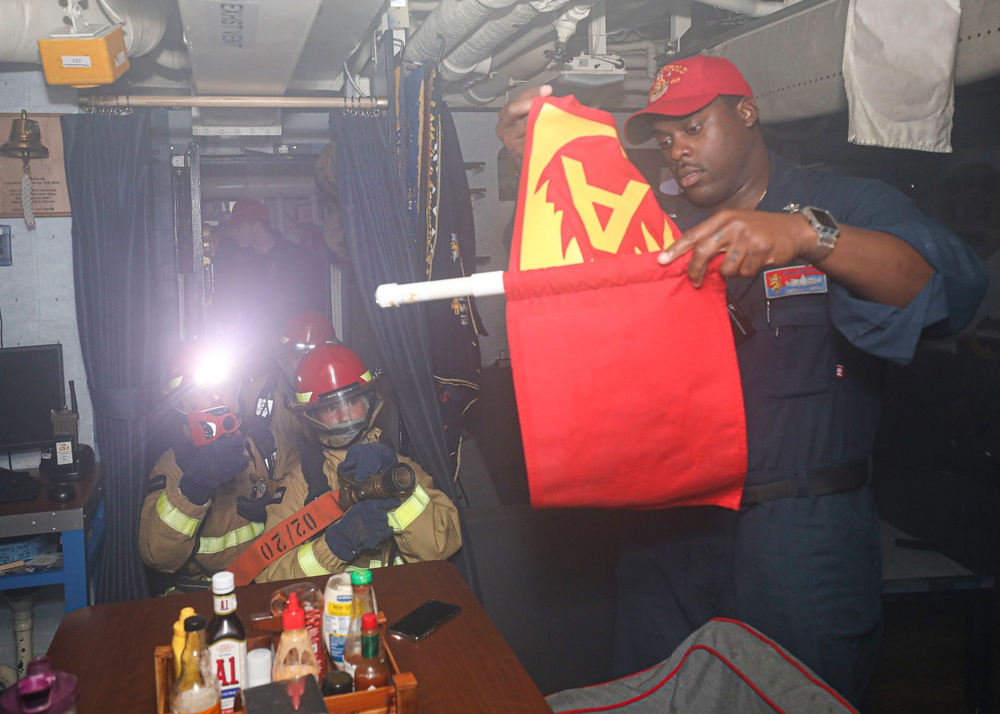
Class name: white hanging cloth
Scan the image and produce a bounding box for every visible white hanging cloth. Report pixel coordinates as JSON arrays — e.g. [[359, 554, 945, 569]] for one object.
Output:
[[843, 0, 961, 153]]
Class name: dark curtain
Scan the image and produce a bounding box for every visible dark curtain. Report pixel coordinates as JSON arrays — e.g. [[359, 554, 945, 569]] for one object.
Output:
[[332, 111, 480, 594], [61, 113, 157, 603], [402, 64, 484, 466]]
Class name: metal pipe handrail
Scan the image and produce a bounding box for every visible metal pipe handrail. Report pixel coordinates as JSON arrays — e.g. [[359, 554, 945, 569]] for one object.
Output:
[[78, 94, 388, 110]]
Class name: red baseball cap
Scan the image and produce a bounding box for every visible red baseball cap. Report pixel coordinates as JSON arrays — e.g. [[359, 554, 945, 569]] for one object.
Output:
[[624, 56, 754, 144], [222, 198, 269, 230]]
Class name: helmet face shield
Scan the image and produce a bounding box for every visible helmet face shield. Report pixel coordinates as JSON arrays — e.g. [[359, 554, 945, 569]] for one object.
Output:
[[299, 390, 373, 442], [291, 344, 378, 447]]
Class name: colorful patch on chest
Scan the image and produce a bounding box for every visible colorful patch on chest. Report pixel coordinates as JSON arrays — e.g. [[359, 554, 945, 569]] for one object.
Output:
[[763, 265, 828, 298]]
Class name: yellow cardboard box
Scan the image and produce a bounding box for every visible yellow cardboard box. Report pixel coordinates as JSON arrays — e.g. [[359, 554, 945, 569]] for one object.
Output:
[[38, 25, 129, 88]]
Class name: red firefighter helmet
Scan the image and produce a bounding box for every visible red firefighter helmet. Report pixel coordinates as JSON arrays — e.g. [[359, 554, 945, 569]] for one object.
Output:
[[277, 311, 339, 387], [291, 344, 377, 445], [279, 311, 339, 355], [165, 340, 241, 447]]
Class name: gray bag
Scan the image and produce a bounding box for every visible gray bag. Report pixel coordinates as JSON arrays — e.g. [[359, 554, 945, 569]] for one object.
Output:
[[546, 619, 857, 713]]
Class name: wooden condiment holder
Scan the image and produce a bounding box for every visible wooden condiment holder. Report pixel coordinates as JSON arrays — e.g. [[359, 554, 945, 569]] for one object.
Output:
[[154, 612, 416, 714]]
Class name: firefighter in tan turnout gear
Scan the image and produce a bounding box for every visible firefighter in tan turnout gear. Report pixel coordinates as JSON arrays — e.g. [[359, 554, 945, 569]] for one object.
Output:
[[138, 340, 281, 584], [251, 343, 462, 583]]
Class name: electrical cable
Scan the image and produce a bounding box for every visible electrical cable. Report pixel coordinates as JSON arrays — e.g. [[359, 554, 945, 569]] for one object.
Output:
[[344, 63, 369, 97], [96, 0, 126, 26]]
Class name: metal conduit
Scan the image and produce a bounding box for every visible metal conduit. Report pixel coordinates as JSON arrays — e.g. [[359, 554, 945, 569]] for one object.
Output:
[[79, 95, 388, 109]]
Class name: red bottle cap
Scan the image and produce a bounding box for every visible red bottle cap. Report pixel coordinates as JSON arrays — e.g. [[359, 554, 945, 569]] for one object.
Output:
[[282, 591, 305, 630], [361, 612, 378, 631]]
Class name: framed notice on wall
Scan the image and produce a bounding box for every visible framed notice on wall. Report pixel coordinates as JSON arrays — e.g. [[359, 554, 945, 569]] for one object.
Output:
[[0, 113, 71, 218]]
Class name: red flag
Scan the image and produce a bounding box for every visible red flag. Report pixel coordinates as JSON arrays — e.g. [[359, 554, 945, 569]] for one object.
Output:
[[505, 95, 747, 510]]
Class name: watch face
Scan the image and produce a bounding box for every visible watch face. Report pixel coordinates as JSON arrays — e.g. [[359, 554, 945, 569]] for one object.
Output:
[[810, 209, 838, 230]]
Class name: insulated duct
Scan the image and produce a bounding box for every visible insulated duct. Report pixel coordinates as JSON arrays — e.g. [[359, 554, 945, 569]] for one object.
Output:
[[402, 0, 520, 65], [0, 0, 168, 63], [460, 1, 602, 104], [439, 0, 573, 82]]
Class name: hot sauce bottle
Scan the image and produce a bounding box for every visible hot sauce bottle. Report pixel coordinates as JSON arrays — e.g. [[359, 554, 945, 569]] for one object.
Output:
[[351, 612, 389, 691]]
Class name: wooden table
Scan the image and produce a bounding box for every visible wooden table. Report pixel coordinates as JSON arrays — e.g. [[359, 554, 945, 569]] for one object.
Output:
[[0, 466, 104, 612], [47, 560, 553, 713]]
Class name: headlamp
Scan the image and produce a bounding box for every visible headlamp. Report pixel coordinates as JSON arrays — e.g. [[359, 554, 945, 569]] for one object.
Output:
[[190, 351, 232, 385]]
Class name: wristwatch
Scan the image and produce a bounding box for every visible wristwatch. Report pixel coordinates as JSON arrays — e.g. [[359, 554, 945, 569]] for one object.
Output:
[[799, 206, 840, 259]]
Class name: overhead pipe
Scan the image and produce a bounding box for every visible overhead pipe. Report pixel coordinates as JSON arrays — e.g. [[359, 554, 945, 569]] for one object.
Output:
[[462, 0, 601, 104], [620, 53, 658, 77], [622, 72, 659, 94], [402, 0, 520, 65], [475, 0, 602, 73], [200, 174, 319, 201], [464, 43, 557, 104], [698, 0, 784, 18], [608, 40, 665, 79], [488, 15, 562, 68], [145, 45, 191, 73], [0, 0, 168, 63], [79, 94, 388, 109], [439, 0, 574, 83]]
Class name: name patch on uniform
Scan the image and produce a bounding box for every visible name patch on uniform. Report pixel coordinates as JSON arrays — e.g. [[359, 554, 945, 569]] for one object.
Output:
[[763, 265, 828, 299]]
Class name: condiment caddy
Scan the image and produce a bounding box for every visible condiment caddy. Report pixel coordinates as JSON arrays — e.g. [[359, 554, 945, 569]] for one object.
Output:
[[154, 611, 415, 714]]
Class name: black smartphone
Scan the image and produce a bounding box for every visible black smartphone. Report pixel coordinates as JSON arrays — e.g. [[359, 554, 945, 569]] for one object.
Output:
[[387, 599, 461, 642]]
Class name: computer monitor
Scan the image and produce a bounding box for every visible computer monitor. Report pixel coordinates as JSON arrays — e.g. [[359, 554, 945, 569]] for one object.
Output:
[[0, 343, 65, 453]]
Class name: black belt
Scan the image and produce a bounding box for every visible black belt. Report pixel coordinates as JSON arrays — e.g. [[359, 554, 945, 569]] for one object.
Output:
[[741, 462, 869, 506]]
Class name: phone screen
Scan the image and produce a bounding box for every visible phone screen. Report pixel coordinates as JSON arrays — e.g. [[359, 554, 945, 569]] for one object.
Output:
[[387, 599, 461, 642]]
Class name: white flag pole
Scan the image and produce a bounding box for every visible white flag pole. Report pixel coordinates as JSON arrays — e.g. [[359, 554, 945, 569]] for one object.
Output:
[[375, 270, 506, 307]]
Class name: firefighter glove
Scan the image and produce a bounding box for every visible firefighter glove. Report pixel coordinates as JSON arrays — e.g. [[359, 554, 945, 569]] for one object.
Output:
[[338, 443, 398, 484], [179, 435, 249, 505], [324, 497, 397, 561]]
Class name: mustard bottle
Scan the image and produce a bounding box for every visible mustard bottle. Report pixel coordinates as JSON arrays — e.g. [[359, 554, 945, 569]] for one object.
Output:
[[173, 606, 197, 678]]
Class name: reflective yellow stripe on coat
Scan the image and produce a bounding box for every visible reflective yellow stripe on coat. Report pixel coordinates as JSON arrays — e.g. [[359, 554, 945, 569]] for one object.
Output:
[[197, 522, 266, 555], [155, 492, 202, 537], [387, 485, 430, 531], [297, 540, 330, 576]]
